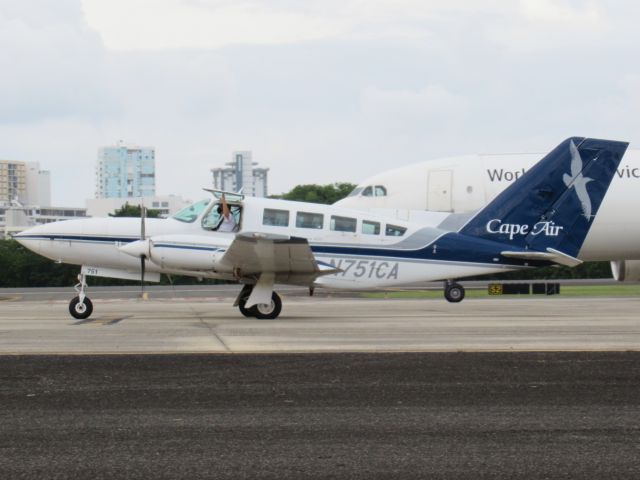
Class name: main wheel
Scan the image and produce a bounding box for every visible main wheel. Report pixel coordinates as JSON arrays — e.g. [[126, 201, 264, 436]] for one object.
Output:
[[252, 292, 282, 320], [444, 283, 465, 303], [69, 296, 93, 319], [238, 297, 256, 317]]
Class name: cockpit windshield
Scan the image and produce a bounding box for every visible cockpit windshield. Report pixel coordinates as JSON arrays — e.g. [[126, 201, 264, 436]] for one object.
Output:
[[347, 187, 364, 197], [172, 199, 210, 223]]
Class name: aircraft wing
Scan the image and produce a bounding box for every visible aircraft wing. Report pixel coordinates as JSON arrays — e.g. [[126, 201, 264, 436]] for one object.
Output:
[[218, 232, 340, 277]]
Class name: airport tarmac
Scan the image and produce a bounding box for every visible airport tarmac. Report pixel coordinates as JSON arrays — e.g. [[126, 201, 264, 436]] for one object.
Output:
[[2, 293, 640, 478], [0, 294, 639, 353]]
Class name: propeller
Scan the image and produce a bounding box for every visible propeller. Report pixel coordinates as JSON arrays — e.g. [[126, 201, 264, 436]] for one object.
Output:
[[140, 203, 147, 299]]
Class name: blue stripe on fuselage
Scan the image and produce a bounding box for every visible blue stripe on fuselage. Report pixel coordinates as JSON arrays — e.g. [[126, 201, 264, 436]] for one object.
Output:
[[16, 233, 548, 267]]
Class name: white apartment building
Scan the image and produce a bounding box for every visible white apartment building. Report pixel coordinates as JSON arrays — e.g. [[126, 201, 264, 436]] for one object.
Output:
[[211, 151, 269, 197]]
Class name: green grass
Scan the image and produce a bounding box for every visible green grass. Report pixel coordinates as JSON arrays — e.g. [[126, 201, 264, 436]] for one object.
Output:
[[362, 284, 640, 299]]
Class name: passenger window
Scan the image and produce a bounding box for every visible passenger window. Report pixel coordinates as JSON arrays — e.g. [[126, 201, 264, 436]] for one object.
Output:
[[263, 208, 289, 227], [362, 186, 373, 197], [362, 220, 380, 235], [385, 224, 407, 236], [296, 212, 324, 229], [330, 215, 357, 233], [374, 185, 387, 197]]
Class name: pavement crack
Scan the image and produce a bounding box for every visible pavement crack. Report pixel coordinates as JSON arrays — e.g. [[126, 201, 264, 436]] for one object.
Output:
[[190, 307, 231, 352]]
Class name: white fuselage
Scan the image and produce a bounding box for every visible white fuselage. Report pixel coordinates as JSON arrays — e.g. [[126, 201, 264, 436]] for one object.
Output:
[[14, 196, 529, 290], [336, 150, 640, 260]]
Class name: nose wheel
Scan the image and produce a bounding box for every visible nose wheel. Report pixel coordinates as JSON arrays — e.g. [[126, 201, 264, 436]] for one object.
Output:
[[69, 272, 93, 319], [69, 296, 93, 319]]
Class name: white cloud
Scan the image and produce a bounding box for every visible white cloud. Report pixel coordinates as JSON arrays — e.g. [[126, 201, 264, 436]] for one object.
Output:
[[489, 0, 610, 52], [0, 0, 114, 124], [361, 85, 467, 120], [2, 0, 640, 207], [82, 0, 347, 50]]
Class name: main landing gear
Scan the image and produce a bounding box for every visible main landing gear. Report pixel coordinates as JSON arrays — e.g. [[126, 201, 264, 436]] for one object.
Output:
[[69, 272, 93, 319], [236, 284, 282, 320], [444, 281, 465, 303]]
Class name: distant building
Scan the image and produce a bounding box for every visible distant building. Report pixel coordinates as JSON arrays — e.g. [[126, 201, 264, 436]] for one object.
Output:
[[1, 205, 87, 239], [0, 160, 51, 207], [96, 142, 155, 198], [85, 195, 191, 218], [211, 151, 269, 197]]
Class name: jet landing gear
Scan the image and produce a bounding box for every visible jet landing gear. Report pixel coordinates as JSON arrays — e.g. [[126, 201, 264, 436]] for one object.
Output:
[[444, 281, 465, 303], [69, 273, 93, 319], [236, 284, 282, 320]]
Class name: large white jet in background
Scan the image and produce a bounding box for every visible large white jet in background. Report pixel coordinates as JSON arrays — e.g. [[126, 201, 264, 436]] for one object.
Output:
[[14, 137, 628, 319], [336, 146, 640, 281]]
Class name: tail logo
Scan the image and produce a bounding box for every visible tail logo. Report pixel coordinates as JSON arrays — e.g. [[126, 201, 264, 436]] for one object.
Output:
[[563, 140, 594, 220]]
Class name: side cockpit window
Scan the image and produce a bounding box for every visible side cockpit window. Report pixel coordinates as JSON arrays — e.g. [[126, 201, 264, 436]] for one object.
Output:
[[202, 203, 242, 231]]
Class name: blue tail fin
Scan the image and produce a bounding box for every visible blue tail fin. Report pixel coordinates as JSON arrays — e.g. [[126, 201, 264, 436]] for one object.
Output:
[[459, 137, 629, 257]]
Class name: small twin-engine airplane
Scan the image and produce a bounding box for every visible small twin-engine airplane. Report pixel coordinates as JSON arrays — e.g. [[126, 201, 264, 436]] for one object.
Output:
[[15, 137, 627, 320]]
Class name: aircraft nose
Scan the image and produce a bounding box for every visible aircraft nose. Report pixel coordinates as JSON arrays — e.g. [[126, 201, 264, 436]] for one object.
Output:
[[12, 225, 44, 252]]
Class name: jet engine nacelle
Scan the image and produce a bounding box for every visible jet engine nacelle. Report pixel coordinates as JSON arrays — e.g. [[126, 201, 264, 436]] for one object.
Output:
[[610, 260, 640, 282]]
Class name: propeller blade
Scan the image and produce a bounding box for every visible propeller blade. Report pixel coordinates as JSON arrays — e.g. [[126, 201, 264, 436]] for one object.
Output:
[[140, 255, 146, 298], [140, 203, 147, 299], [140, 204, 146, 240]]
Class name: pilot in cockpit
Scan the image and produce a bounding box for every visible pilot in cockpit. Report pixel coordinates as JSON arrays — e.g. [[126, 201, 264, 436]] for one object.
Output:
[[216, 194, 238, 232]]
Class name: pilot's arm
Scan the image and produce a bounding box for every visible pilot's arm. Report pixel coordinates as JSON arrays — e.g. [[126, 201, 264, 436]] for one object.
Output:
[[221, 194, 231, 219]]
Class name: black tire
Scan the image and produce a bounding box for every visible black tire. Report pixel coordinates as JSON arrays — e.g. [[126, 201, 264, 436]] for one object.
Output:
[[238, 298, 256, 317], [444, 283, 465, 303], [252, 292, 282, 320], [69, 296, 93, 319]]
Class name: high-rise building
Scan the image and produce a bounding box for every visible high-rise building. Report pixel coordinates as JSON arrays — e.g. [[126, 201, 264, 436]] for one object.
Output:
[[0, 160, 51, 207], [211, 151, 269, 197], [96, 142, 155, 198]]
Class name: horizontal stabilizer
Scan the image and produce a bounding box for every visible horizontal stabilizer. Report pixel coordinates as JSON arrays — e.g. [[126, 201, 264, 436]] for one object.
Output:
[[501, 248, 583, 267]]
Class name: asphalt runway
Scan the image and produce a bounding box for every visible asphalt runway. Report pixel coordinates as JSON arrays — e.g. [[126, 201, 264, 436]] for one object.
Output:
[[1, 294, 639, 478], [1, 352, 640, 479]]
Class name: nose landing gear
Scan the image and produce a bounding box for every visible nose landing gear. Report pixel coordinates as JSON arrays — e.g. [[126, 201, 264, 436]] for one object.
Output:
[[69, 273, 93, 319]]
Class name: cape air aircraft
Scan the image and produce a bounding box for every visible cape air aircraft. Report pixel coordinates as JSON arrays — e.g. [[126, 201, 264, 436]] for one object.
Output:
[[15, 137, 627, 320], [337, 139, 640, 281]]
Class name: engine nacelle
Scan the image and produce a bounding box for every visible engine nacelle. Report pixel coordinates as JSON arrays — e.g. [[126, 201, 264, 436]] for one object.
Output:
[[610, 260, 640, 282], [119, 235, 229, 271]]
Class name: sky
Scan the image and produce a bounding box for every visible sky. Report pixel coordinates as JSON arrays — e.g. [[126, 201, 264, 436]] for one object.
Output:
[[1, 0, 639, 206]]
